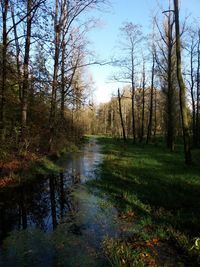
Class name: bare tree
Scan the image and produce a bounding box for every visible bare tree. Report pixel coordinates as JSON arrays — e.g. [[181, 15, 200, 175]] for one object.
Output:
[[48, 0, 61, 151], [48, 0, 108, 151], [186, 29, 197, 147], [196, 29, 200, 147], [0, 0, 9, 140], [117, 22, 143, 143], [173, 0, 192, 164], [155, 5, 177, 151], [140, 57, 146, 142], [146, 43, 156, 144], [21, 0, 33, 142], [117, 88, 126, 142]]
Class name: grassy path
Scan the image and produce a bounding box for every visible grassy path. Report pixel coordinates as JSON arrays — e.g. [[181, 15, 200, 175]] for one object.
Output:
[[88, 137, 200, 267]]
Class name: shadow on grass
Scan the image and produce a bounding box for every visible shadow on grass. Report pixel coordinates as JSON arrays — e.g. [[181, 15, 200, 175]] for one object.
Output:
[[89, 137, 200, 237]]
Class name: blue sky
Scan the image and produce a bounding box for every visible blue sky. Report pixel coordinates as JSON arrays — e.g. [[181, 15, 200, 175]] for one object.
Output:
[[87, 0, 200, 103]]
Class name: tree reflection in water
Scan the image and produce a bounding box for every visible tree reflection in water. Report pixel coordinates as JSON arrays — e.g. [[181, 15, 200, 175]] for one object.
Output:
[[0, 139, 115, 267]]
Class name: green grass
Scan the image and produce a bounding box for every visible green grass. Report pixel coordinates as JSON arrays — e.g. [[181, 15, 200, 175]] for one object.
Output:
[[88, 137, 200, 266]]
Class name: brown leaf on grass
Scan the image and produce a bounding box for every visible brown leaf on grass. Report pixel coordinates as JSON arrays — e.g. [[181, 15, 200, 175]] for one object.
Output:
[[118, 211, 135, 220], [0, 153, 40, 174], [146, 238, 160, 247], [0, 177, 14, 187], [0, 159, 21, 171]]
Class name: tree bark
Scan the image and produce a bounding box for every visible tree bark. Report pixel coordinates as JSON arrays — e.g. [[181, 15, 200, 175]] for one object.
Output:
[[140, 60, 145, 142], [174, 0, 192, 164], [146, 51, 155, 144], [11, 4, 23, 103], [118, 88, 126, 142], [166, 13, 175, 151], [21, 0, 32, 142], [60, 38, 66, 120], [196, 30, 200, 147], [131, 50, 136, 143], [0, 0, 9, 139], [60, 0, 68, 120], [153, 87, 157, 138], [189, 39, 196, 147], [49, 0, 60, 151]]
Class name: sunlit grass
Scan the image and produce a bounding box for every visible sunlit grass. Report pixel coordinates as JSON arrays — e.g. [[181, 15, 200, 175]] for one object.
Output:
[[88, 137, 200, 266]]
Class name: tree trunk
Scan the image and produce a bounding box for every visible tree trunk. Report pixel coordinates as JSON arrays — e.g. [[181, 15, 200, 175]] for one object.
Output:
[[60, 1, 68, 120], [11, 4, 23, 104], [196, 30, 200, 147], [140, 60, 145, 142], [0, 0, 9, 140], [131, 51, 136, 143], [166, 14, 175, 151], [174, 0, 192, 164], [49, 0, 60, 151], [153, 87, 157, 138], [189, 40, 196, 147], [118, 88, 126, 142], [60, 39, 66, 120], [146, 51, 155, 144], [21, 0, 32, 142]]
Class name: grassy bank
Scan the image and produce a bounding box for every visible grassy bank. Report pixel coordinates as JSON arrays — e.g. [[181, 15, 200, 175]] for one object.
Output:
[[0, 142, 79, 189], [88, 137, 200, 266]]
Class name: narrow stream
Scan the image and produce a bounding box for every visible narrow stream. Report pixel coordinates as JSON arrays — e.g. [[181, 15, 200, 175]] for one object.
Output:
[[0, 138, 120, 267]]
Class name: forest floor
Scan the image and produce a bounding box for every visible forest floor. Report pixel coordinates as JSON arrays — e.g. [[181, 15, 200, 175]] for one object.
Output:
[[0, 153, 61, 188], [87, 136, 200, 266], [0, 142, 82, 190], [0, 143, 79, 189]]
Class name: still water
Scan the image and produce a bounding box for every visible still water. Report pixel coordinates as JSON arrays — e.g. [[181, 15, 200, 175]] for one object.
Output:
[[0, 138, 119, 267]]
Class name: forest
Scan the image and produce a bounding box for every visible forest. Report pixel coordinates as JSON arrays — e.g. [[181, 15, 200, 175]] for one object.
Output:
[[0, 0, 200, 266]]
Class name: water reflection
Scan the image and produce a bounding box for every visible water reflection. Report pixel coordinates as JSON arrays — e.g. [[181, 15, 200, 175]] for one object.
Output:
[[0, 138, 102, 241], [19, 186, 27, 230], [0, 139, 123, 267]]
